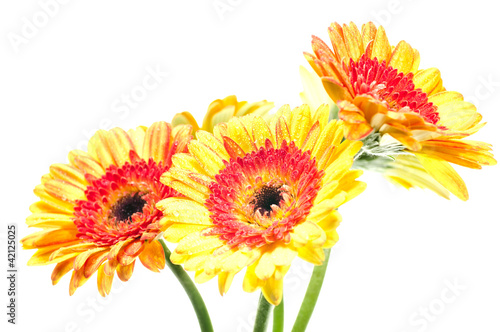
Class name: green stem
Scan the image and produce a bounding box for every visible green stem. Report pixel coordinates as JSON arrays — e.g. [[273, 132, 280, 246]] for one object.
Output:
[[272, 296, 284, 332], [159, 239, 214, 332], [253, 293, 273, 332], [291, 248, 331, 332]]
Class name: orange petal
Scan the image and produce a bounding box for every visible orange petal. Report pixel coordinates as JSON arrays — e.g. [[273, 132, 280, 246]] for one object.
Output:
[[87, 130, 116, 169], [51, 257, 76, 285], [223, 136, 247, 160], [49, 164, 87, 190], [104, 258, 118, 276], [328, 24, 349, 65], [321, 77, 352, 102], [22, 229, 78, 250], [84, 250, 110, 278], [116, 261, 135, 282], [69, 266, 90, 296], [142, 121, 172, 164], [74, 247, 106, 271], [107, 127, 135, 166], [361, 22, 377, 51], [139, 240, 166, 273], [68, 150, 106, 178], [97, 264, 114, 297], [117, 240, 144, 266]]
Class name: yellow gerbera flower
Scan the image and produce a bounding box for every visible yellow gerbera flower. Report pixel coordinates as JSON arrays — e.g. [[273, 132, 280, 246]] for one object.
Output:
[[157, 105, 366, 305], [305, 21, 496, 200], [21, 122, 192, 296], [171, 95, 274, 133]]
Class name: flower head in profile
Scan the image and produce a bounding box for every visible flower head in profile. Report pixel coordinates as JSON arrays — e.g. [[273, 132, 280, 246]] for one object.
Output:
[[21, 122, 192, 296], [172, 95, 274, 133], [157, 105, 365, 305], [304, 21, 496, 200]]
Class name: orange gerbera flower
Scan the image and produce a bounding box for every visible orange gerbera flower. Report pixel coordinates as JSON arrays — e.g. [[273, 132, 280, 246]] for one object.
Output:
[[157, 105, 365, 305], [21, 122, 192, 296], [305, 21, 496, 200]]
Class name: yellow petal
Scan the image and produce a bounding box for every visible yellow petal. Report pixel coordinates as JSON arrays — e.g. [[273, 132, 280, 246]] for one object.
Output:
[[218, 272, 236, 296], [196, 131, 230, 161], [297, 246, 325, 265], [371, 25, 392, 63], [157, 197, 212, 227], [255, 251, 275, 280], [188, 140, 225, 177], [269, 245, 297, 267], [175, 233, 223, 256], [171, 153, 208, 175], [415, 153, 469, 201], [388, 41, 415, 74], [227, 117, 256, 153], [172, 112, 200, 132], [290, 105, 312, 148], [261, 276, 283, 306], [26, 213, 76, 229], [413, 68, 442, 95], [163, 224, 208, 242], [252, 116, 274, 149]]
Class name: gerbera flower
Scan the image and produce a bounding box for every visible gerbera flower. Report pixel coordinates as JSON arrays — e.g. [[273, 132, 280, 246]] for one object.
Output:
[[21, 122, 192, 296], [171, 95, 274, 133], [157, 105, 365, 305], [305, 21, 496, 200]]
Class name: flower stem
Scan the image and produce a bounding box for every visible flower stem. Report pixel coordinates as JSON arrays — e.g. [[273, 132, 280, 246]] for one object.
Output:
[[272, 296, 284, 332], [291, 248, 331, 332], [159, 239, 214, 332], [253, 293, 273, 332]]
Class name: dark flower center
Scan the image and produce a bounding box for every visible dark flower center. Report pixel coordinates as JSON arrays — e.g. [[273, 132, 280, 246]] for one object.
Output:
[[111, 193, 147, 223], [204, 141, 324, 248], [252, 185, 283, 215]]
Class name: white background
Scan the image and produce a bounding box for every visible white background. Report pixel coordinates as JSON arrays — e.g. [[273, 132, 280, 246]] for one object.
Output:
[[1, 1, 499, 331]]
